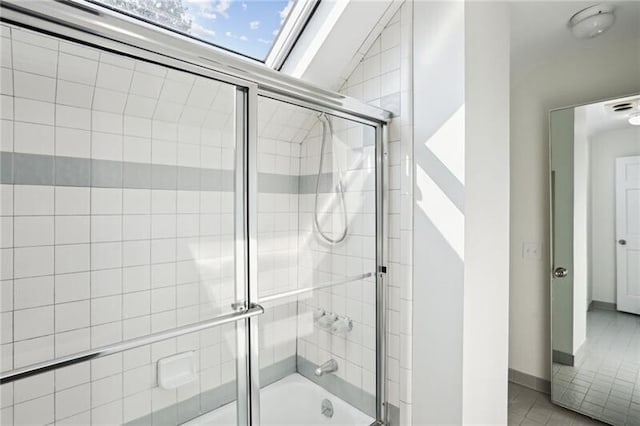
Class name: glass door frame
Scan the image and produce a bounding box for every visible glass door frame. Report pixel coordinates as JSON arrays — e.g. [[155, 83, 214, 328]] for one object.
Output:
[[247, 91, 389, 426], [0, 3, 391, 424]]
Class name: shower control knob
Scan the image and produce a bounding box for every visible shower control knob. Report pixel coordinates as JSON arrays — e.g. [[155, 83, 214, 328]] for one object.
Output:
[[553, 267, 568, 278]]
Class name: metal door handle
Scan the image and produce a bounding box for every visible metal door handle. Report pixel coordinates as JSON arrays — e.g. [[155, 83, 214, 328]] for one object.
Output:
[[618, 239, 627, 246], [553, 267, 568, 278]]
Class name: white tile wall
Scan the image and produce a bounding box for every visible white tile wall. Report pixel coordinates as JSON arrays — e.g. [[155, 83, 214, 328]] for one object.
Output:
[[0, 24, 242, 425], [0, 7, 411, 423], [254, 94, 380, 402], [294, 114, 378, 395], [336, 4, 414, 424]]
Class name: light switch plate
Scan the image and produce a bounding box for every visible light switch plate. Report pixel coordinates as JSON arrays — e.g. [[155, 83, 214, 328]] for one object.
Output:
[[522, 241, 542, 260]]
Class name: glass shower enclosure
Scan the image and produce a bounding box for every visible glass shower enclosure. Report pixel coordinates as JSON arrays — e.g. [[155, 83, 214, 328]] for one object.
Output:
[[0, 2, 390, 425]]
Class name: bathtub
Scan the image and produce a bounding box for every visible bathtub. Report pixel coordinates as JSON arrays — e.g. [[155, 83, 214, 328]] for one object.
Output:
[[185, 373, 374, 426]]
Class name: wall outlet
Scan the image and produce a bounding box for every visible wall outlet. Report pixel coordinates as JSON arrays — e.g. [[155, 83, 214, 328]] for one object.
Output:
[[522, 241, 542, 260]]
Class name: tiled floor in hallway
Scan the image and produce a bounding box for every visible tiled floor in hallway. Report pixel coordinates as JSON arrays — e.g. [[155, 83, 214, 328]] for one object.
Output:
[[552, 309, 640, 426], [509, 382, 607, 425]]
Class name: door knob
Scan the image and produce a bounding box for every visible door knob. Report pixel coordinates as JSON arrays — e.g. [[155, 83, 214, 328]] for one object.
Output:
[[553, 267, 568, 278], [618, 239, 627, 245]]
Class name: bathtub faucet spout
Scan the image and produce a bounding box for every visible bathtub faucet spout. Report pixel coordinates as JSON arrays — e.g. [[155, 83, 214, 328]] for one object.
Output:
[[314, 359, 338, 376]]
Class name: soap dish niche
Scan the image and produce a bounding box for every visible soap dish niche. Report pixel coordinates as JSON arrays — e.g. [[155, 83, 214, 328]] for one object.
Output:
[[157, 351, 198, 390]]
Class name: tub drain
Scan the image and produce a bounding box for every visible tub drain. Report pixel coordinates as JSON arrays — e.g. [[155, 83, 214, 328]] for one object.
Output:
[[321, 398, 334, 418]]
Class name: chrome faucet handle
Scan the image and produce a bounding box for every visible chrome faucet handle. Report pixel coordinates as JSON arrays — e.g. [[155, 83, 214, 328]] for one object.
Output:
[[314, 359, 338, 376], [317, 313, 337, 329], [313, 308, 326, 321], [330, 316, 353, 334]]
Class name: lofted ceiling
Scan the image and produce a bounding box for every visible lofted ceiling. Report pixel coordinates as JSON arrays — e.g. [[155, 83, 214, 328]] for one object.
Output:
[[510, 1, 640, 80]]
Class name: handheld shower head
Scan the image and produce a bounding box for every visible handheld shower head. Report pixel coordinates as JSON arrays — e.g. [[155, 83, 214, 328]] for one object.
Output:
[[313, 114, 348, 245]]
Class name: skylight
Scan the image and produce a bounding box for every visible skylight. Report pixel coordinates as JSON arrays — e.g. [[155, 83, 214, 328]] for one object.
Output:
[[91, 0, 301, 62]]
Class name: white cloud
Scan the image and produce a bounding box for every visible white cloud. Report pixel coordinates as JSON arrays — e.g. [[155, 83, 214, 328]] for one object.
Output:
[[272, 29, 279, 36], [184, 0, 217, 21], [257, 38, 272, 44], [249, 20, 260, 30], [241, 2, 247, 11], [279, 0, 294, 24], [191, 22, 216, 39], [215, 0, 232, 18], [226, 31, 249, 42]]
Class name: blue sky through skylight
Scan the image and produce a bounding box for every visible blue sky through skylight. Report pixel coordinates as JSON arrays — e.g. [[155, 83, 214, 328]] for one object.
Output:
[[185, 0, 294, 60], [94, 0, 295, 61]]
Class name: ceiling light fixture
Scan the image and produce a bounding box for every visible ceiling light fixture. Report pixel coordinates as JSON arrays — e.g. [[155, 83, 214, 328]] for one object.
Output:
[[628, 112, 640, 126], [569, 4, 616, 39]]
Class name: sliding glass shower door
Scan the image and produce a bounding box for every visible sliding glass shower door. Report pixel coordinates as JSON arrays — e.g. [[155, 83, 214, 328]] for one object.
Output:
[[0, 23, 253, 425], [253, 97, 379, 425], [0, 13, 387, 426]]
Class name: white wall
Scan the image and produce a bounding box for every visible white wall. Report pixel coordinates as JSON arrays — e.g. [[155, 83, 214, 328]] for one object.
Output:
[[573, 106, 588, 353], [462, 2, 510, 423], [412, 1, 465, 422], [412, 1, 510, 424], [590, 127, 640, 304], [509, 35, 640, 380]]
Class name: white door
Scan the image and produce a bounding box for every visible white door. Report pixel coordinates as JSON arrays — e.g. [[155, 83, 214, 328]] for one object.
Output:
[[616, 156, 640, 315]]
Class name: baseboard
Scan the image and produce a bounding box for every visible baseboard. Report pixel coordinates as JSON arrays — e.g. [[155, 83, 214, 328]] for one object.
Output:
[[387, 403, 400, 426], [509, 368, 551, 395], [552, 350, 574, 366], [588, 300, 617, 312]]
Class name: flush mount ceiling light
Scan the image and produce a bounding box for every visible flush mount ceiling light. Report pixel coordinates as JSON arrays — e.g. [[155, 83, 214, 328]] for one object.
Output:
[[569, 4, 616, 39], [629, 112, 640, 126]]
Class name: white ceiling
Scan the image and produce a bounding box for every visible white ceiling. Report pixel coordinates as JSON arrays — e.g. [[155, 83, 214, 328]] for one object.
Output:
[[580, 94, 640, 136], [510, 1, 640, 79]]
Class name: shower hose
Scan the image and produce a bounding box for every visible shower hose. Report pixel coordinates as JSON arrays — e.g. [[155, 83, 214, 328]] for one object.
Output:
[[313, 113, 348, 244]]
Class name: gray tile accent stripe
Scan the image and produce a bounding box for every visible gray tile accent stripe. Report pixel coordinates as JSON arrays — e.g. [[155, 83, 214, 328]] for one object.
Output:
[[202, 169, 232, 192], [125, 356, 296, 426], [14, 153, 54, 185], [0, 152, 238, 192], [296, 355, 376, 418], [508, 368, 551, 395], [299, 172, 335, 194], [92, 159, 123, 188], [258, 173, 299, 194], [150, 164, 176, 190], [123, 162, 151, 189], [1, 152, 353, 194], [261, 355, 297, 387], [56, 156, 91, 186], [1, 151, 13, 184]]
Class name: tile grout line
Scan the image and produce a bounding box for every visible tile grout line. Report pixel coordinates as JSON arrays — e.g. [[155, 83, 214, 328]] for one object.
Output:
[[52, 35, 60, 424]]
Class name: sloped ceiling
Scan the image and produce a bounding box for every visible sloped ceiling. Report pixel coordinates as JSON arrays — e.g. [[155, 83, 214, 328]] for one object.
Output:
[[280, 0, 398, 91]]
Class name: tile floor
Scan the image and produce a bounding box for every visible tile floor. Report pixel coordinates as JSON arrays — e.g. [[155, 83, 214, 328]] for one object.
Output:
[[552, 309, 640, 426], [509, 382, 606, 425]]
